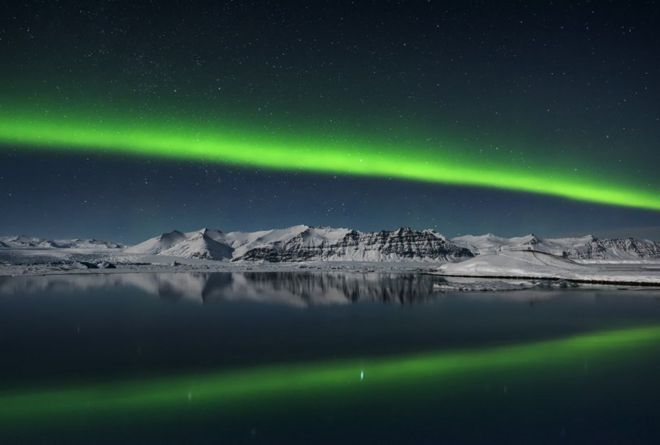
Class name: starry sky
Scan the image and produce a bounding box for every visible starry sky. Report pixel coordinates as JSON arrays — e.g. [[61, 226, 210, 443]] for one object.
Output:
[[1, 0, 660, 243]]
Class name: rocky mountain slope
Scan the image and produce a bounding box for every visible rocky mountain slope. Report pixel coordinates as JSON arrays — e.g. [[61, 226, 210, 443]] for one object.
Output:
[[451, 233, 660, 260], [125, 226, 475, 262]]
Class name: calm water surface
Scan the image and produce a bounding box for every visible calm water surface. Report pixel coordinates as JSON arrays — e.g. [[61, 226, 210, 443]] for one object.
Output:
[[1, 272, 660, 444]]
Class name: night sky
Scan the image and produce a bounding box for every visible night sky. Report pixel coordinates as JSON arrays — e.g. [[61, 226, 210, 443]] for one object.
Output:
[[1, 0, 660, 244]]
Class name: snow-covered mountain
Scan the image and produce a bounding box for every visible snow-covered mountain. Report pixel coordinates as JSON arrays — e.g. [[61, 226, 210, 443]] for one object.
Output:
[[451, 233, 660, 260], [124, 230, 187, 255], [438, 249, 660, 284], [0, 235, 123, 249], [125, 226, 475, 262], [124, 226, 660, 262], [235, 227, 474, 262], [124, 229, 232, 259], [160, 229, 233, 260], [4, 228, 658, 263]]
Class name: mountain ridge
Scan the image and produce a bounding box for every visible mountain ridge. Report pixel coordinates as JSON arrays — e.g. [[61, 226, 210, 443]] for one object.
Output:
[[0, 235, 124, 249], [123, 226, 660, 262], [3, 227, 660, 262]]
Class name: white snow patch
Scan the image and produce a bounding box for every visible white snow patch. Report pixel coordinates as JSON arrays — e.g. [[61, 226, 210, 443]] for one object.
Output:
[[438, 249, 660, 285]]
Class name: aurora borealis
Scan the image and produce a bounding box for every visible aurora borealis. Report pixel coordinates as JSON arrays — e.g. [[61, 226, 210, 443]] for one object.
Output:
[[1, 1, 660, 239], [1, 325, 658, 430], [1, 106, 660, 212]]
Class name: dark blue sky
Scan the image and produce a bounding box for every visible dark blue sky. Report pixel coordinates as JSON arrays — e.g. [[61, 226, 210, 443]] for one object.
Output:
[[2, 150, 659, 244]]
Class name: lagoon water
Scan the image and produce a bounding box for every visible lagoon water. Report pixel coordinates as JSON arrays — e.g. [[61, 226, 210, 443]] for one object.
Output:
[[2, 272, 660, 444]]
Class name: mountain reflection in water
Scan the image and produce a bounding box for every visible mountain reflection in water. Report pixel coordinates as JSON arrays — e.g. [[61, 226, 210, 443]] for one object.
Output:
[[0, 272, 445, 306]]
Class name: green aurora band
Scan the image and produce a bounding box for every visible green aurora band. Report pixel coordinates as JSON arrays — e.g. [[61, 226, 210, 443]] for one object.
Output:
[[0, 108, 659, 211], [1, 325, 659, 428]]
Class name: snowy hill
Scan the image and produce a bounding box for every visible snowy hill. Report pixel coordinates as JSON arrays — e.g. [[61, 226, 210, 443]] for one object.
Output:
[[160, 229, 233, 260], [125, 229, 232, 260], [0, 235, 123, 249], [438, 249, 660, 284], [452, 233, 660, 261], [124, 230, 188, 255]]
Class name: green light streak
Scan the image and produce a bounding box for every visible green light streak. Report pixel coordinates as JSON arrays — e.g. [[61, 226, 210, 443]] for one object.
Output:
[[0, 108, 658, 210], [0, 325, 658, 427]]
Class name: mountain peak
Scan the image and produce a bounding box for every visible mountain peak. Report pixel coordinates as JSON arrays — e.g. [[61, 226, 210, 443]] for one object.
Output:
[[158, 230, 183, 239], [123, 226, 660, 262]]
